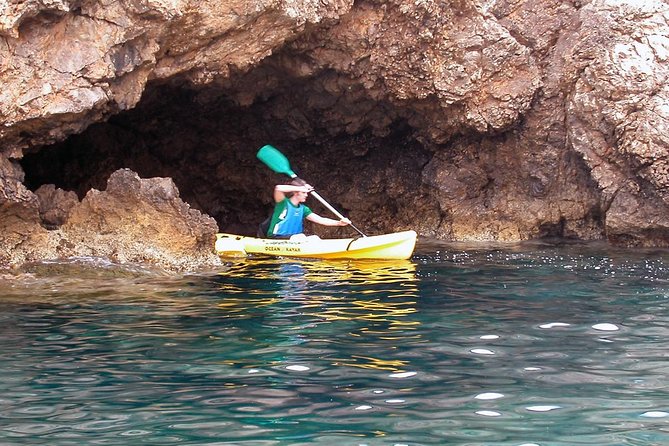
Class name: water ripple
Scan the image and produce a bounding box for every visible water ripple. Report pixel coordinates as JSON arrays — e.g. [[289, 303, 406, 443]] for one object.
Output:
[[1, 246, 669, 444]]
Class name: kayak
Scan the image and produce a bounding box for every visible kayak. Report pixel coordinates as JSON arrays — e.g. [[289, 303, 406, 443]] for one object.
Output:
[[215, 230, 417, 260], [215, 231, 416, 260]]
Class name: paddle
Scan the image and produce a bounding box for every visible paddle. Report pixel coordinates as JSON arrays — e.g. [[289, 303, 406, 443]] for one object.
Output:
[[257, 144, 367, 237]]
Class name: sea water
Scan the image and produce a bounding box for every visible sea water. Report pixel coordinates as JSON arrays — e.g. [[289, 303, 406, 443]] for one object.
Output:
[[1, 241, 668, 445]]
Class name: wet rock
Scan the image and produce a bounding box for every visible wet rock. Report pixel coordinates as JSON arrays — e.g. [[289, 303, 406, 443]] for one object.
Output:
[[606, 186, 669, 247]]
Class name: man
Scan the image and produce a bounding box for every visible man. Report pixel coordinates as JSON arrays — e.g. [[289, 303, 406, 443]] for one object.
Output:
[[265, 180, 351, 238]]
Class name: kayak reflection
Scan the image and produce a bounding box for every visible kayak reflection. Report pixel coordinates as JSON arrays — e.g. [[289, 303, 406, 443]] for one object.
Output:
[[216, 258, 420, 372], [217, 257, 419, 325]]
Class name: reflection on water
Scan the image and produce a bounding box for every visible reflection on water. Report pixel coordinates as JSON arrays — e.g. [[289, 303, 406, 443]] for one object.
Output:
[[216, 258, 420, 374], [218, 258, 418, 324], [1, 245, 669, 445]]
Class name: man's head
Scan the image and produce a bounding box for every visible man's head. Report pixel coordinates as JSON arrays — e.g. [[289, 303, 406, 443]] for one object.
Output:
[[289, 178, 309, 203]]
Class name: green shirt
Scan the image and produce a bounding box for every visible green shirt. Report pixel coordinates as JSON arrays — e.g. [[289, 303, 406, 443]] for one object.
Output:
[[268, 198, 313, 237]]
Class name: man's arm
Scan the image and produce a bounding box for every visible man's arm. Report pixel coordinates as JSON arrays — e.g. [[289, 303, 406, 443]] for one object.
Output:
[[273, 184, 312, 202], [306, 213, 351, 227]]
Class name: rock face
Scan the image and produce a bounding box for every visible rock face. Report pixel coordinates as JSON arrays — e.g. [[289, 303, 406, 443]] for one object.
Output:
[[0, 155, 49, 267], [59, 169, 220, 270], [1, 167, 220, 270], [35, 184, 79, 228], [563, 0, 669, 246], [1, 0, 669, 269]]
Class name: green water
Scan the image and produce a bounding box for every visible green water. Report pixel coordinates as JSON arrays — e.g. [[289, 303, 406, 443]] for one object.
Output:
[[1, 242, 668, 445]]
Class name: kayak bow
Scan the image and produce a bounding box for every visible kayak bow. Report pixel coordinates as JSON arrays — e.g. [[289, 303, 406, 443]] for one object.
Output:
[[215, 230, 417, 260]]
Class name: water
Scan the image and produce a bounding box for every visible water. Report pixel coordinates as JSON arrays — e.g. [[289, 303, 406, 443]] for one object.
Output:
[[1, 241, 669, 445]]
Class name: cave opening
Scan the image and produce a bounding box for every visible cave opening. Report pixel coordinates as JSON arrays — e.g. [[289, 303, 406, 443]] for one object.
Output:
[[20, 71, 433, 237]]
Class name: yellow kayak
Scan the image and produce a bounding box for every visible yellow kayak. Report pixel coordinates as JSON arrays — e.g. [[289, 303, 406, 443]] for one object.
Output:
[[215, 230, 417, 260]]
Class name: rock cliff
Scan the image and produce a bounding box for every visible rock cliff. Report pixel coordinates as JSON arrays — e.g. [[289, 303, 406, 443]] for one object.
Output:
[[1, 0, 668, 269]]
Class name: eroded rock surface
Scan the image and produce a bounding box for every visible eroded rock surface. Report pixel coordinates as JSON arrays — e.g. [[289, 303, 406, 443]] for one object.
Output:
[[565, 0, 669, 245], [1, 0, 669, 270], [0, 154, 48, 267], [59, 168, 220, 270], [1, 0, 351, 152], [35, 183, 78, 227], [1, 164, 219, 270]]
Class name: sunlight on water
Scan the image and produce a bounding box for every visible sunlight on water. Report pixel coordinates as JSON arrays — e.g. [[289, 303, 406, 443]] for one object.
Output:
[[1, 242, 669, 445]]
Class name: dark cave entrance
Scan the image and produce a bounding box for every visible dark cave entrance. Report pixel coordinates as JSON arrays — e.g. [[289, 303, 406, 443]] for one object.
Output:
[[20, 80, 431, 237]]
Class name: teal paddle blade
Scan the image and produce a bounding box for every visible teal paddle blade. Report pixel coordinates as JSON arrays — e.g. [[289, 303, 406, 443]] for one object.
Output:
[[257, 145, 297, 178]]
